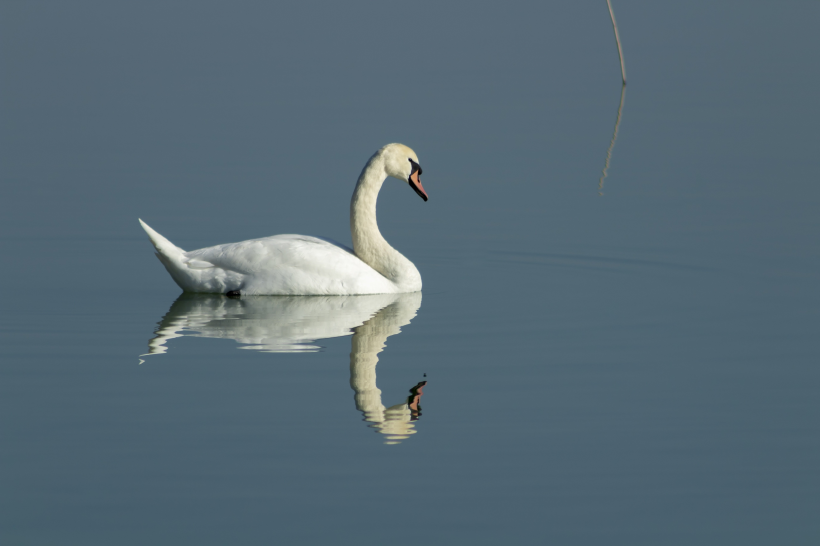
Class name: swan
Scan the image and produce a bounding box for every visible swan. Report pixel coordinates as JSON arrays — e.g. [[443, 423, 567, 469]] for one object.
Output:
[[139, 143, 428, 295]]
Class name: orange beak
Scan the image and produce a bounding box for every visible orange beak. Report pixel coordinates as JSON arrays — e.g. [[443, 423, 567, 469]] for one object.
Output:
[[409, 170, 428, 201]]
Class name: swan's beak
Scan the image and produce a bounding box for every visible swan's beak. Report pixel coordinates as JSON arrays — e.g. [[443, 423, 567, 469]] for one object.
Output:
[[409, 170, 428, 201]]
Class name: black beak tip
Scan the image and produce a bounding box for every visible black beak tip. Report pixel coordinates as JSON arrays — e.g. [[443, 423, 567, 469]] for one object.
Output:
[[409, 181, 428, 201]]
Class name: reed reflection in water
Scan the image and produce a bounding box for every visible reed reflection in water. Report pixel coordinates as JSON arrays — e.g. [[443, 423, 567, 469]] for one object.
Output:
[[598, 83, 626, 195], [141, 292, 426, 444]]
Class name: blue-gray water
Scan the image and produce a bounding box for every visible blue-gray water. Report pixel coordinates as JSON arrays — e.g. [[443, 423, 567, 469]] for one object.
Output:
[[1, 1, 818, 544]]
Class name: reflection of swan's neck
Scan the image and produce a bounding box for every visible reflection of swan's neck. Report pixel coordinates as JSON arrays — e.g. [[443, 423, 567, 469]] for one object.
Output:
[[349, 324, 386, 422], [349, 301, 400, 419], [350, 155, 421, 291], [348, 294, 422, 444]]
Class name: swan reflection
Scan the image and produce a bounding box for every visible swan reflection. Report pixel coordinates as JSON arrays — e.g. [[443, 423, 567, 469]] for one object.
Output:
[[142, 292, 426, 444]]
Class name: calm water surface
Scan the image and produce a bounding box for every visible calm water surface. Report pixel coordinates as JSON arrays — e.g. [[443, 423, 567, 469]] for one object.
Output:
[[1, 2, 818, 544]]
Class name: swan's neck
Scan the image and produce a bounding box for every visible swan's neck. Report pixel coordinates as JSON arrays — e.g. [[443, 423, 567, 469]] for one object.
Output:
[[350, 156, 421, 291]]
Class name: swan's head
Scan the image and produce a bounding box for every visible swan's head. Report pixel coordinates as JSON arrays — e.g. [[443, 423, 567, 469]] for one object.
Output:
[[380, 143, 428, 202]]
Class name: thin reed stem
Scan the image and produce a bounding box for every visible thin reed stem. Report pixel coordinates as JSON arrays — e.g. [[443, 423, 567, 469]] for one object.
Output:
[[606, 0, 626, 84]]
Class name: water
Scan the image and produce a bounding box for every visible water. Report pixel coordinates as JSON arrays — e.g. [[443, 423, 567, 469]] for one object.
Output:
[[1, 1, 818, 544]]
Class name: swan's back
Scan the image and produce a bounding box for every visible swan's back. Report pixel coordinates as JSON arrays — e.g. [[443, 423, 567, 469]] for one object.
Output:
[[166, 234, 400, 296]]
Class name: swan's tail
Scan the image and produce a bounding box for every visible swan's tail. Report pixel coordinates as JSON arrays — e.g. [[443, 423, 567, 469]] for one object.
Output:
[[139, 218, 186, 258], [140, 218, 228, 293], [139, 218, 202, 291]]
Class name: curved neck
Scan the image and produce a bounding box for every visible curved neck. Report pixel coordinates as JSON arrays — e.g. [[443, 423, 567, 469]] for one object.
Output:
[[350, 155, 421, 291]]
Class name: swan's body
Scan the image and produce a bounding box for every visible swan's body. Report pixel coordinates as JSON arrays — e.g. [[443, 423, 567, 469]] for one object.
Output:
[[139, 143, 427, 296]]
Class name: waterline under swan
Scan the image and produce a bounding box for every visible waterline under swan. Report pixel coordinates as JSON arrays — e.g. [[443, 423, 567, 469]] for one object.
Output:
[[139, 143, 427, 295]]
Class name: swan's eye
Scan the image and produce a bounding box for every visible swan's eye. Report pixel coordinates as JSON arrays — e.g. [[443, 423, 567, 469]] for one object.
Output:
[[409, 158, 422, 176]]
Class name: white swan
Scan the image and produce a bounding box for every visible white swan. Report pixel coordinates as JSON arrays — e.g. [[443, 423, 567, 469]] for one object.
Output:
[[139, 143, 427, 295]]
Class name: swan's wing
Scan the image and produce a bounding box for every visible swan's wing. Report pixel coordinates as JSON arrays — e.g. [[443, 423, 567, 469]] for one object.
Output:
[[183, 235, 395, 295], [183, 235, 353, 274]]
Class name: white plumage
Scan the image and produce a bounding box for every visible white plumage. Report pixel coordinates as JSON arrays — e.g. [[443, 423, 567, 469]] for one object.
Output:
[[139, 143, 428, 295]]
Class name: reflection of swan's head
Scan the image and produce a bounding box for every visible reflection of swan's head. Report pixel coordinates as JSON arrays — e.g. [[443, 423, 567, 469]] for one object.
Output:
[[367, 380, 427, 445], [376, 143, 427, 202]]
